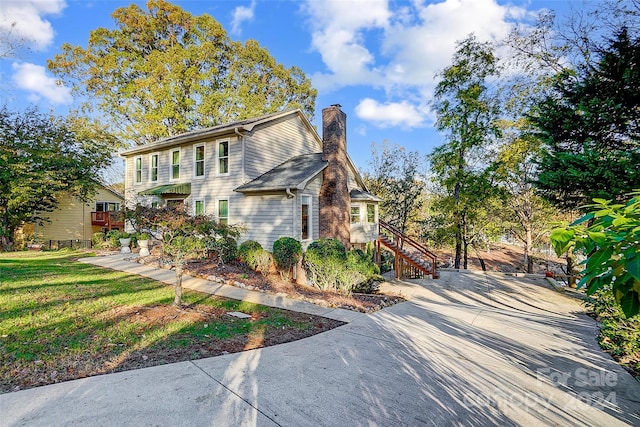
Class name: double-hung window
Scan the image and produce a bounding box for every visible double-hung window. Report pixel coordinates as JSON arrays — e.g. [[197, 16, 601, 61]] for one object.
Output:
[[134, 156, 142, 184], [171, 149, 180, 180], [194, 144, 205, 178], [301, 195, 311, 240], [367, 204, 376, 223], [96, 202, 120, 212], [350, 206, 361, 224], [218, 140, 229, 175], [150, 153, 159, 182], [217, 199, 229, 226]]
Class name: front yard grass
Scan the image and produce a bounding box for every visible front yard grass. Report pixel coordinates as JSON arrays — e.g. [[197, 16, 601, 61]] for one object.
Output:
[[0, 250, 343, 393]]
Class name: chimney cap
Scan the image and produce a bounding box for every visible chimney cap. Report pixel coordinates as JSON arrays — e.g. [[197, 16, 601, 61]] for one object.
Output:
[[330, 104, 342, 109]]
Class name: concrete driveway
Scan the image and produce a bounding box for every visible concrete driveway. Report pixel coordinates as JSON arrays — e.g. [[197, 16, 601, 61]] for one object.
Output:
[[1, 269, 639, 426]]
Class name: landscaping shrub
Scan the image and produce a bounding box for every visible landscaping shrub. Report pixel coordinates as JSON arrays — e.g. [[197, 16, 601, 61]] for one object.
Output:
[[272, 237, 302, 281], [304, 241, 384, 294], [204, 236, 237, 263], [91, 232, 106, 249], [238, 240, 263, 269], [586, 288, 640, 377], [347, 249, 384, 294], [106, 230, 121, 248], [304, 238, 351, 293], [254, 249, 272, 277]]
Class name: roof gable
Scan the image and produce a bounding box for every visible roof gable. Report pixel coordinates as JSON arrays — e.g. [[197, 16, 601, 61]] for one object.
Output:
[[119, 109, 320, 157]]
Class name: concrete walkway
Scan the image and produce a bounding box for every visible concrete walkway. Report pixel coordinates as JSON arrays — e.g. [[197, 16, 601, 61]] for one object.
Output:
[[1, 255, 639, 426]]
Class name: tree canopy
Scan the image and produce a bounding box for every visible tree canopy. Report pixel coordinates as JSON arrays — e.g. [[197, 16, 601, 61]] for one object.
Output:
[[430, 34, 502, 269], [531, 28, 640, 210], [0, 107, 116, 249], [48, 0, 317, 145]]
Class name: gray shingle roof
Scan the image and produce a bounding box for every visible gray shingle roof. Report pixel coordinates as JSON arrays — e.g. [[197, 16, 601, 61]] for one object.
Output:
[[350, 188, 383, 202], [235, 153, 327, 193]]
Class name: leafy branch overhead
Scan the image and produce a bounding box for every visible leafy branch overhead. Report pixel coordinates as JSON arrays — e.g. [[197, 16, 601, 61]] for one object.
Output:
[[48, 0, 317, 145], [550, 191, 640, 318]]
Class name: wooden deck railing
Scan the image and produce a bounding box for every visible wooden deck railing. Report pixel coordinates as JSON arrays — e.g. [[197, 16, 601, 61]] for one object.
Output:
[[378, 219, 438, 279], [91, 211, 124, 231]]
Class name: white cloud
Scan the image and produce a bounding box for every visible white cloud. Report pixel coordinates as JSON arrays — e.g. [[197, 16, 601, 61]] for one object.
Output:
[[230, 0, 256, 35], [355, 98, 425, 128], [304, 0, 390, 90], [12, 62, 72, 105], [303, 0, 537, 129], [0, 0, 66, 52]]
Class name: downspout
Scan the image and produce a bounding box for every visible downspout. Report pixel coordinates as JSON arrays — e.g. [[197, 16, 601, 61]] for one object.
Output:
[[286, 188, 297, 281], [235, 127, 245, 182]]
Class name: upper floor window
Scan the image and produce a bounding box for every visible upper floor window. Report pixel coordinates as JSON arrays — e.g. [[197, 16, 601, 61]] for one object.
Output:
[[171, 149, 180, 180], [367, 204, 376, 223], [218, 140, 229, 174], [150, 153, 159, 182], [218, 199, 228, 226], [350, 206, 361, 224], [301, 195, 311, 240], [194, 144, 205, 178], [96, 202, 120, 212], [134, 156, 142, 183]]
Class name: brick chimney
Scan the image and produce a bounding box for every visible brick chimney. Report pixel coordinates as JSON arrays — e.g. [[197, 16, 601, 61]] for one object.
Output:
[[319, 104, 351, 248]]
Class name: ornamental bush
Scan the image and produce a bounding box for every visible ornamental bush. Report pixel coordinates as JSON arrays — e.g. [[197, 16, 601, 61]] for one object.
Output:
[[272, 237, 302, 281], [238, 240, 263, 270], [91, 232, 106, 248]]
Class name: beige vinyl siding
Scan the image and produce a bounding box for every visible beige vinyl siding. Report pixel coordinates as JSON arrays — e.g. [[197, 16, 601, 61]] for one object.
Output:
[[235, 193, 295, 251], [28, 188, 123, 241], [243, 115, 322, 183]]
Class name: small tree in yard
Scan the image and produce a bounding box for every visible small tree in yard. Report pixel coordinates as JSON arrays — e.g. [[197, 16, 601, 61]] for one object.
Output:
[[128, 204, 242, 306]]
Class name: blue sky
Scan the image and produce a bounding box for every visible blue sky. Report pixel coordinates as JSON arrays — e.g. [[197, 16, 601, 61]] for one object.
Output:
[[0, 0, 575, 174]]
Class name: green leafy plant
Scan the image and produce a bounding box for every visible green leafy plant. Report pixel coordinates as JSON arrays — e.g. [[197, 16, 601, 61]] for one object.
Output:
[[272, 237, 302, 281], [304, 238, 357, 293], [550, 190, 640, 317], [91, 232, 106, 248], [138, 232, 150, 240], [238, 240, 264, 270]]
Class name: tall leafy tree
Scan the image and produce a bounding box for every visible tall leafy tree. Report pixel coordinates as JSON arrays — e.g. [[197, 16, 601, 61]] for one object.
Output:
[[531, 28, 640, 210], [0, 107, 116, 250], [48, 0, 316, 145], [364, 141, 426, 234], [430, 34, 502, 269]]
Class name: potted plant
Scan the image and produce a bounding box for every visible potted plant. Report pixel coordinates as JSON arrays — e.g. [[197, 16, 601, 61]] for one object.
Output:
[[119, 232, 131, 254], [138, 232, 151, 256]]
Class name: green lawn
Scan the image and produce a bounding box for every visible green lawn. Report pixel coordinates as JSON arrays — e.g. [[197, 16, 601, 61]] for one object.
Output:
[[0, 250, 338, 392]]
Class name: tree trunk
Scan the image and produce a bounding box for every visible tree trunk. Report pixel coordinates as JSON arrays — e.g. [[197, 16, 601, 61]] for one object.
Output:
[[174, 264, 183, 306], [472, 243, 487, 271], [524, 227, 533, 274], [462, 213, 468, 269], [454, 230, 462, 269], [566, 251, 577, 288]]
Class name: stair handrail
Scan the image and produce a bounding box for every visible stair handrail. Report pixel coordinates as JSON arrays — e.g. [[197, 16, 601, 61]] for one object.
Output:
[[379, 220, 438, 261]]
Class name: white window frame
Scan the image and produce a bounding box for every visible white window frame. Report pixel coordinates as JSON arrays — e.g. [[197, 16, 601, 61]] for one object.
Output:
[[216, 198, 229, 225], [350, 205, 361, 224], [194, 198, 206, 216], [366, 203, 377, 224], [149, 152, 159, 182], [301, 195, 312, 241], [170, 149, 181, 181], [193, 144, 205, 179], [134, 156, 143, 184], [217, 139, 230, 176]]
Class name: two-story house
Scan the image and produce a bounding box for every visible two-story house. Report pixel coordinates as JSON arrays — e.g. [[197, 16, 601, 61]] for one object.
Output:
[[119, 105, 382, 251]]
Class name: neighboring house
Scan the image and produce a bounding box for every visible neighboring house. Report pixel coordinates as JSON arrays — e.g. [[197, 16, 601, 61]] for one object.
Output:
[[19, 186, 124, 243], [119, 105, 382, 251]]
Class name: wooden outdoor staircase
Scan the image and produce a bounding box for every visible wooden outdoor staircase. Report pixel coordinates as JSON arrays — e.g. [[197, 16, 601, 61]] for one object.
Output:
[[377, 220, 439, 280]]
